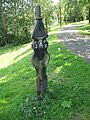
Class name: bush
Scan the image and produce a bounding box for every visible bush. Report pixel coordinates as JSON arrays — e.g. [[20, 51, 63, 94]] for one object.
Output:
[[0, 33, 32, 47]]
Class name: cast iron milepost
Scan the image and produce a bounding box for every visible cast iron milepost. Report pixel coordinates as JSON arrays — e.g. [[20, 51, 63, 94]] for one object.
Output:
[[31, 5, 50, 100]]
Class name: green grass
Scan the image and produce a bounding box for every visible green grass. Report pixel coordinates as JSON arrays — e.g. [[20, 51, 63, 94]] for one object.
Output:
[[0, 28, 90, 120], [78, 24, 90, 35]]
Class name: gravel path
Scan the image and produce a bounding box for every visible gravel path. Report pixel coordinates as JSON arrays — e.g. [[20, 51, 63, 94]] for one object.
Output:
[[58, 23, 90, 62]]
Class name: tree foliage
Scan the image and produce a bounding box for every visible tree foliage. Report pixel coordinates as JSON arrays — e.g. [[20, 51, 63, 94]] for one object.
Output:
[[55, 0, 90, 25], [0, 0, 90, 46], [0, 0, 54, 46], [62, 0, 86, 23]]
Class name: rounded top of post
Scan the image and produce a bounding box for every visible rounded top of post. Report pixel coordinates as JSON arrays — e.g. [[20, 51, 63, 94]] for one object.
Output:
[[36, 4, 42, 20]]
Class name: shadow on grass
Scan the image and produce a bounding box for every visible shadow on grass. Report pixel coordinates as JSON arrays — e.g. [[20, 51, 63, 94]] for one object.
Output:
[[58, 24, 90, 62], [0, 43, 31, 56], [78, 24, 90, 36], [0, 42, 32, 69], [13, 48, 32, 61], [0, 51, 36, 120], [20, 34, 90, 120], [0, 33, 90, 120]]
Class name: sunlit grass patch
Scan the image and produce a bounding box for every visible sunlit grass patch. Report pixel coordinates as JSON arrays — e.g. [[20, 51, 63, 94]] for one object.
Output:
[[0, 43, 32, 69], [49, 24, 61, 35], [50, 24, 61, 31], [78, 24, 90, 35], [0, 25, 90, 120]]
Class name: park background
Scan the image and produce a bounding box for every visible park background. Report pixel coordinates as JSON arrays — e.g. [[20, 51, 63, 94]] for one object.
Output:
[[0, 0, 90, 120]]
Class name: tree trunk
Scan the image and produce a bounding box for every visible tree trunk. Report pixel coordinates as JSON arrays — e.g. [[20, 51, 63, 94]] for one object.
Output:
[[45, 18, 48, 30], [89, 7, 90, 24], [59, 0, 62, 26], [14, 1, 19, 36], [0, 0, 7, 45], [88, 0, 90, 24]]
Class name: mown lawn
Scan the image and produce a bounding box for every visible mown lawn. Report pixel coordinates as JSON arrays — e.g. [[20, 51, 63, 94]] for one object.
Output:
[[78, 24, 90, 35], [0, 27, 90, 120]]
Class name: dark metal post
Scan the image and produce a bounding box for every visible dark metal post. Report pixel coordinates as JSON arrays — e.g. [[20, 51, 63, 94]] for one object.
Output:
[[31, 5, 50, 100]]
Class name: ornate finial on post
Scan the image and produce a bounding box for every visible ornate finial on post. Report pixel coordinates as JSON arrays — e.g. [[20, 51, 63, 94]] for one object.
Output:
[[36, 4, 41, 20], [32, 4, 48, 40], [31, 4, 50, 100]]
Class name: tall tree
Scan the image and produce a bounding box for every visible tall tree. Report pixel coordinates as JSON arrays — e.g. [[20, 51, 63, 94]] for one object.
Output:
[[0, 0, 54, 46], [0, 0, 8, 45], [88, 0, 90, 23], [62, 0, 86, 23], [59, 0, 62, 26], [35, 0, 54, 30]]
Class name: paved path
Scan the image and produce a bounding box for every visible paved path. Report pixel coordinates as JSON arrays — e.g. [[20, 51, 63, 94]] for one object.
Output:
[[58, 23, 90, 62]]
